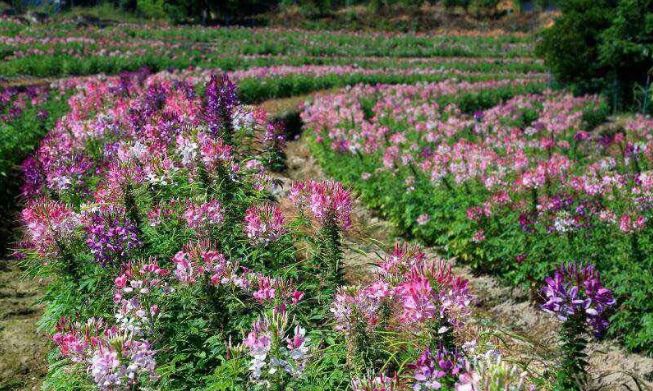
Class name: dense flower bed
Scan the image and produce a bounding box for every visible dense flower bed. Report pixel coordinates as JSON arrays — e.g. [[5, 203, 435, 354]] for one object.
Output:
[[301, 81, 653, 354], [14, 70, 537, 390], [0, 66, 544, 219]]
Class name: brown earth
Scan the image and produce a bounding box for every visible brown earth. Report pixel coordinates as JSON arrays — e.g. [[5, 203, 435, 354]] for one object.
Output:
[[0, 259, 47, 391]]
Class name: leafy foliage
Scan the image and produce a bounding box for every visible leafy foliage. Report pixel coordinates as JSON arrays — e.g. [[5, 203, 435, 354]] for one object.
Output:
[[537, 0, 653, 110]]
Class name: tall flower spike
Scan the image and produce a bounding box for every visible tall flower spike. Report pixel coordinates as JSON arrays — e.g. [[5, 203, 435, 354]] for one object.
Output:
[[541, 263, 616, 389], [205, 73, 238, 143]]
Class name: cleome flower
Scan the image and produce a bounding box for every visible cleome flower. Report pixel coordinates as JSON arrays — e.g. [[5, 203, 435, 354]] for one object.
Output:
[[290, 180, 353, 231], [541, 263, 616, 336], [241, 310, 311, 385], [52, 317, 157, 390], [244, 203, 286, 245]]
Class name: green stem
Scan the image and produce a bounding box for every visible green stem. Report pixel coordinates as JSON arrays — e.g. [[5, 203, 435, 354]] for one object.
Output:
[[317, 220, 344, 290], [557, 315, 588, 390]]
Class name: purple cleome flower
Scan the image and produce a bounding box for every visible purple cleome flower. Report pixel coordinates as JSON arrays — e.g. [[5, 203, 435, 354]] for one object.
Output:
[[541, 263, 616, 336], [205, 73, 238, 137], [410, 347, 467, 390], [86, 213, 141, 266]]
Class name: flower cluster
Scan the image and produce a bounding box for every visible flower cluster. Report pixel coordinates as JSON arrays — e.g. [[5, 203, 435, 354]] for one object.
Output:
[[351, 374, 400, 391], [169, 241, 305, 312], [244, 203, 286, 245], [113, 260, 170, 335], [52, 318, 157, 390], [541, 263, 616, 335], [17, 69, 321, 389], [183, 199, 224, 232], [333, 244, 472, 332], [241, 310, 311, 384], [455, 350, 530, 391], [331, 244, 474, 389], [301, 77, 653, 350], [20, 198, 80, 256], [290, 180, 353, 231], [410, 347, 467, 390], [171, 242, 234, 286], [84, 208, 141, 265]]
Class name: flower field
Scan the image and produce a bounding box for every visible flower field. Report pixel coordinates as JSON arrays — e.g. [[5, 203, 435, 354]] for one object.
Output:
[[13, 69, 501, 390], [0, 18, 536, 77], [302, 82, 653, 353], [0, 21, 544, 250], [1, 13, 653, 391]]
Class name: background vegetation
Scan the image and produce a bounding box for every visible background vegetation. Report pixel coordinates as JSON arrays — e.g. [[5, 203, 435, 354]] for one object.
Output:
[[537, 0, 653, 112]]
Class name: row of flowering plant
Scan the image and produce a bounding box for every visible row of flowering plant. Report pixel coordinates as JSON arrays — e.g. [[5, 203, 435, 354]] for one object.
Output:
[[301, 80, 653, 353], [15, 70, 342, 390], [0, 17, 537, 78]]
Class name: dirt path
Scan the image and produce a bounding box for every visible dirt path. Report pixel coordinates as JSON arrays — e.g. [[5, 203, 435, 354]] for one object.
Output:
[[0, 259, 47, 391], [266, 95, 653, 391]]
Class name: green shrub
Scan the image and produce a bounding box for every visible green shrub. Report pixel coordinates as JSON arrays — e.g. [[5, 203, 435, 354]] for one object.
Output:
[[537, 0, 653, 110]]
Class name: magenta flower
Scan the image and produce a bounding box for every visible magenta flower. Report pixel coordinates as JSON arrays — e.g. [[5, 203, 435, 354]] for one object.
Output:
[[252, 276, 276, 303], [21, 198, 80, 256], [172, 251, 196, 284], [183, 199, 224, 232], [291, 290, 305, 305], [471, 229, 485, 243], [198, 132, 234, 172], [244, 203, 286, 245], [332, 244, 472, 335], [52, 331, 88, 363], [395, 275, 437, 324], [438, 277, 473, 327], [290, 180, 353, 231], [618, 214, 646, 233]]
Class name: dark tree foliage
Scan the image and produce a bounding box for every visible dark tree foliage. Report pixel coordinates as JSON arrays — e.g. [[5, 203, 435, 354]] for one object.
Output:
[[537, 0, 653, 110]]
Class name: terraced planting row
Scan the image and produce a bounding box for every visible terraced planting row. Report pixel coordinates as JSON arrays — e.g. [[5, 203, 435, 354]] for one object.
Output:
[[0, 18, 538, 77]]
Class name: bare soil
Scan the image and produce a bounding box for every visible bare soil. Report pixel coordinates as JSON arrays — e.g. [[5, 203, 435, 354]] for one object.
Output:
[[0, 259, 47, 391]]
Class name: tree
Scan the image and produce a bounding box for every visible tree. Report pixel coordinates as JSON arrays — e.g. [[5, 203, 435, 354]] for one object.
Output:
[[537, 0, 653, 110]]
